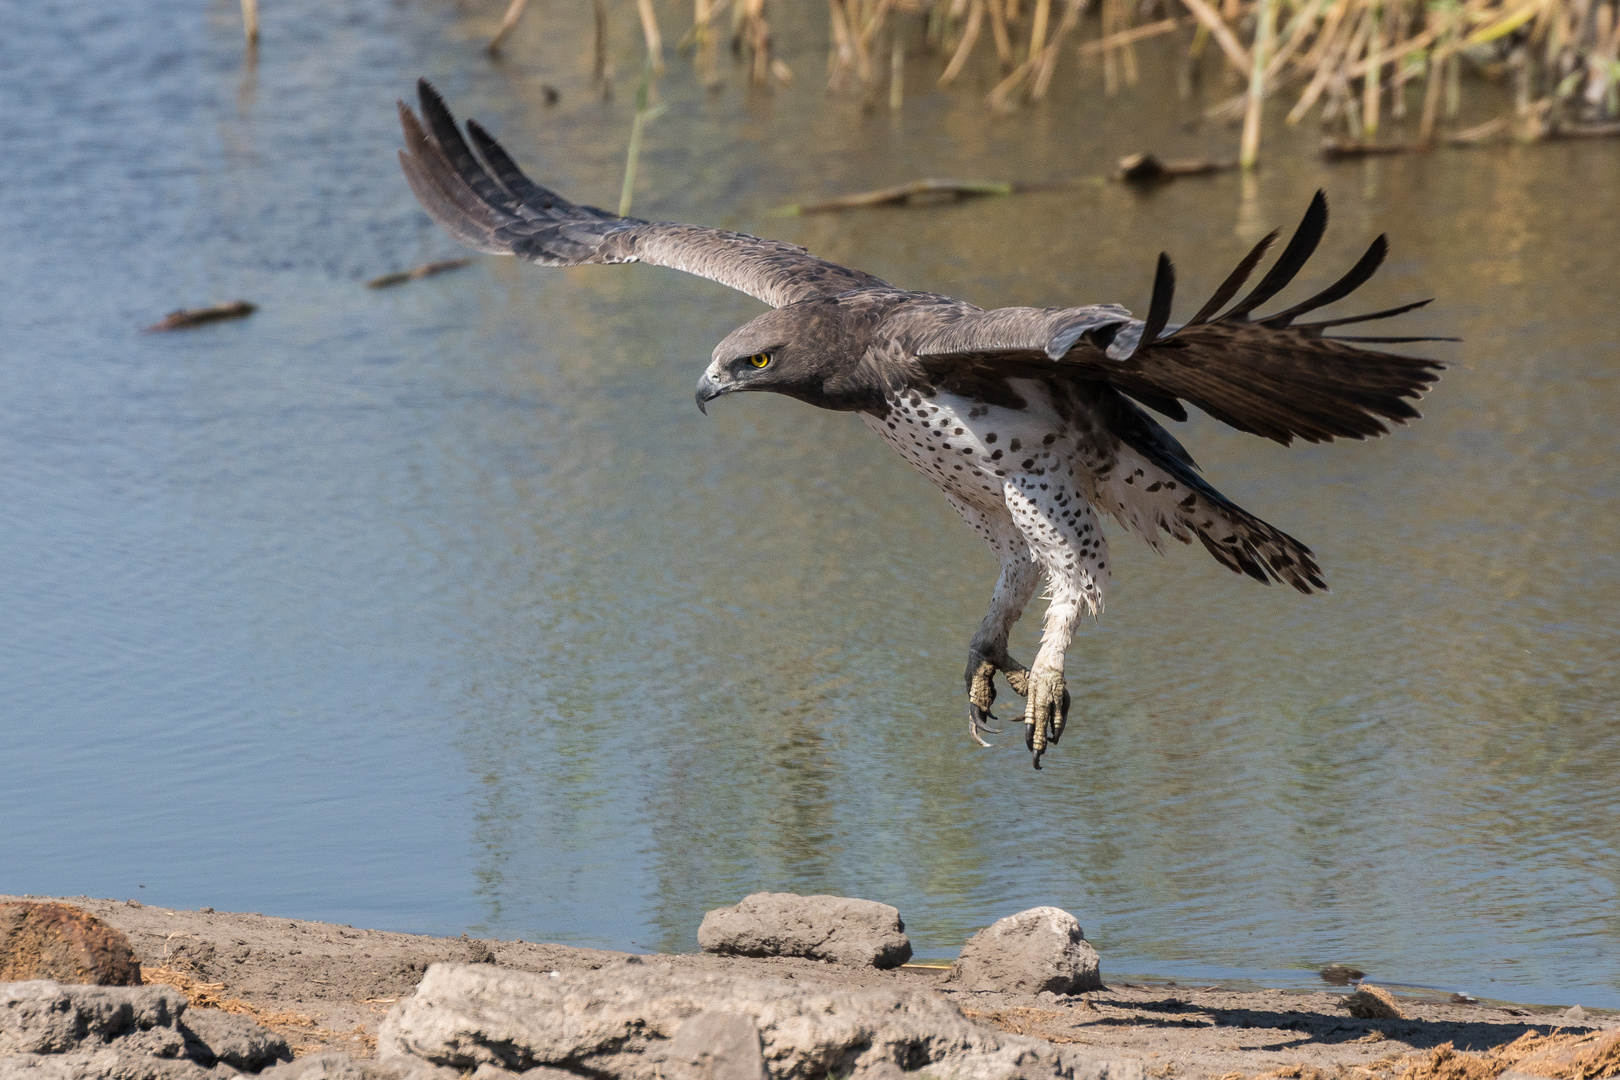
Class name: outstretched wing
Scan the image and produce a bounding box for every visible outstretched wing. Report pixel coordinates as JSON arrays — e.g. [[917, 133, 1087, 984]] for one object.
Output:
[[397, 80, 889, 309], [909, 192, 1449, 446]]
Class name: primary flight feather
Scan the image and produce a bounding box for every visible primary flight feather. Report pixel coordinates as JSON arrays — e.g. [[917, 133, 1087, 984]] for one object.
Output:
[[398, 79, 1446, 769]]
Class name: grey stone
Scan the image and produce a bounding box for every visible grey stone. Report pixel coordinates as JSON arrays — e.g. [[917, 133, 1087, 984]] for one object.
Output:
[[947, 908, 1103, 996], [697, 894, 912, 969], [666, 1012, 766, 1080], [180, 1010, 291, 1071], [0, 1047, 235, 1078], [1562, 1004, 1586, 1022], [0, 982, 187, 1056], [378, 961, 1138, 1080], [0, 981, 286, 1078], [257, 1052, 461, 1079]]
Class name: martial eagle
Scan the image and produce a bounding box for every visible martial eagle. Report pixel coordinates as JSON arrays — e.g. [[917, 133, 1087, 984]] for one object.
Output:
[[397, 80, 1445, 769]]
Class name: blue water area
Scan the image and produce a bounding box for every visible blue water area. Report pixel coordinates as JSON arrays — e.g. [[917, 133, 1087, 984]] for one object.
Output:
[[2, 0, 1617, 1008]]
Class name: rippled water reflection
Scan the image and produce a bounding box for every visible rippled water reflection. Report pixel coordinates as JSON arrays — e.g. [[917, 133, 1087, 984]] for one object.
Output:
[[2, 0, 1616, 1008]]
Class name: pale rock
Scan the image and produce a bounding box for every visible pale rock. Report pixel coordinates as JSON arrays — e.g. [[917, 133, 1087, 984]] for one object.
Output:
[[0, 981, 186, 1056], [667, 1011, 766, 1080], [0, 980, 289, 1078], [947, 909, 1103, 996], [258, 1051, 462, 1079], [698, 894, 912, 969], [378, 961, 1139, 1080]]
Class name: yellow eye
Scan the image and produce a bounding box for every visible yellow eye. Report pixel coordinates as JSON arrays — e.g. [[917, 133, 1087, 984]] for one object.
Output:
[[748, 353, 771, 368]]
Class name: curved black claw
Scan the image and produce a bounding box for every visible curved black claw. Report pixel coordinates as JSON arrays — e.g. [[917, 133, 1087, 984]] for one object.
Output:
[[967, 704, 1003, 747], [965, 649, 1031, 749], [1024, 670, 1071, 770]]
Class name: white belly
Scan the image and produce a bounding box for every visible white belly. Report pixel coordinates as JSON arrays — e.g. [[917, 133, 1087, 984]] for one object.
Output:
[[858, 383, 1070, 510]]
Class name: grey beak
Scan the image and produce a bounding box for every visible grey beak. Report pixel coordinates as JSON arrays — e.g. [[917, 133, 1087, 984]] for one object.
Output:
[[695, 371, 729, 415]]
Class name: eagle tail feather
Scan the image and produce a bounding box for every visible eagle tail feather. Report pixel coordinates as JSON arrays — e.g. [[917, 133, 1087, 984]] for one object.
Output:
[[1101, 392, 1327, 593]]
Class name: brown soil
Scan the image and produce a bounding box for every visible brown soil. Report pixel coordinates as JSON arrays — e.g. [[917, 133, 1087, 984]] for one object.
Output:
[[4, 895, 1612, 1079]]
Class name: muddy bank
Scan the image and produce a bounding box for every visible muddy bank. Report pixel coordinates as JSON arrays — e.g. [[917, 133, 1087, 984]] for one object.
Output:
[[3, 895, 1611, 1078]]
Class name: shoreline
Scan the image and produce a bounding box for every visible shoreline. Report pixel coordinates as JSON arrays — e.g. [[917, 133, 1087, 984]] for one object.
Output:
[[5, 894, 1612, 1078]]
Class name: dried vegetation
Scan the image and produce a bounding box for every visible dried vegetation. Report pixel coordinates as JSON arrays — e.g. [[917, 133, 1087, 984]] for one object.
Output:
[[1213, 1029, 1620, 1080], [479, 0, 1620, 163], [139, 963, 317, 1028]]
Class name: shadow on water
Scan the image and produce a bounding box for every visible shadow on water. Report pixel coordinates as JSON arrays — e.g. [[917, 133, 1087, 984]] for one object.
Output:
[[0, 0, 1616, 1008]]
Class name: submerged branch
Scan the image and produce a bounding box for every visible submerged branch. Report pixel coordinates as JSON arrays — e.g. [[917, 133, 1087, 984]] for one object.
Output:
[[774, 176, 1108, 214], [365, 259, 474, 289], [144, 301, 256, 332], [774, 155, 1240, 214]]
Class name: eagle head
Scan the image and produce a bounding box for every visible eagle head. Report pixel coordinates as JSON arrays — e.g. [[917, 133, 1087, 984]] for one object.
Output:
[[695, 300, 881, 414]]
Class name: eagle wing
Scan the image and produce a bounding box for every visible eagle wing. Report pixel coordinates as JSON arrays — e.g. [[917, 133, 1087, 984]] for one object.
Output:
[[908, 192, 1449, 446], [398, 80, 889, 309]]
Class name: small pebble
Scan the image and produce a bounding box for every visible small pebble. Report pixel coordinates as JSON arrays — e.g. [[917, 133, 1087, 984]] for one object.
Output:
[[1564, 1004, 1586, 1022]]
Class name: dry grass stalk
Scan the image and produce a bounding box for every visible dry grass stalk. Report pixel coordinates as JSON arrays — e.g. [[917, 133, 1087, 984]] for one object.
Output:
[[940, 0, 986, 83], [739, 0, 773, 83], [987, 0, 1084, 105], [1032, 0, 1087, 96], [892, 37, 907, 106], [486, 0, 1620, 160], [988, 0, 1016, 64], [1029, 0, 1053, 56], [241, 0, 259, 45], [1079, 17, 1185, 55], [637, 0, 665, 72], [593, 0, 611, 84], [1242, 0, 1279, 166], [618, 63, 666, 216], [139, 965, 315, 1027], [488, 0, 530, 53], [1177, 0, 1253, 73]]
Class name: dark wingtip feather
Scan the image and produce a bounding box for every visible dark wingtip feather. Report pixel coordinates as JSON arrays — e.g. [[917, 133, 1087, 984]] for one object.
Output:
[[1183, 229, 1279, 328], [1130, 254, 1176, 358], [1225, 190, 1329, 321], [1261, 234, 1388, 327], [1305, 297, 1438, 329], [417, 77, 448, 115], [1323, 334, 1461, 344]]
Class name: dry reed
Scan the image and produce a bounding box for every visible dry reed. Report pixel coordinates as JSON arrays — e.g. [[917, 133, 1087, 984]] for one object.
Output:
[[486, 0, 1620, 163]]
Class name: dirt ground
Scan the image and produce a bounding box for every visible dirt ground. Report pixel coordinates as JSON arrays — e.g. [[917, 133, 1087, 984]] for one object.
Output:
[[6, 895, 1613, 1078]]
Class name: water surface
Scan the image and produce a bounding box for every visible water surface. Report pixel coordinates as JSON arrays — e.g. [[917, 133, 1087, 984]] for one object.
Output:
[[2, 0, 1617, 1008]]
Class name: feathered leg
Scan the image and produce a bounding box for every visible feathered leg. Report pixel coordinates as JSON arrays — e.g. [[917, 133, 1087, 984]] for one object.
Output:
[[944, 495, 1040, 747], [1002, 470, 1110, 769]]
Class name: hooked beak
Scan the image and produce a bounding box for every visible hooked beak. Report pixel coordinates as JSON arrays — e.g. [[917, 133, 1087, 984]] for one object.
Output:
[[694, 371, 732, 415]]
